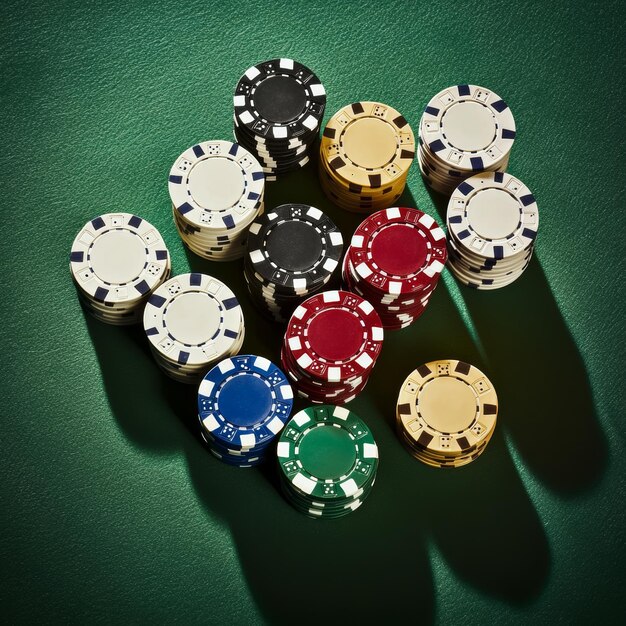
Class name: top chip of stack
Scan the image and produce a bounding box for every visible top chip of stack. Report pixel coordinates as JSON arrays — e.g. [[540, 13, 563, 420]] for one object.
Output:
[[70, 213, 171, 325], [418, 85, 516, 196], [277, 404, 379, 519], [198, 354, 293, 467], [281, 290, 384, 404], [143, 273, 245, 384], [396, 359, 498, 468], [446, 172, 539, 289], [244, 203, 343, 323], [319, 101, 415, 213], [342, 207, 447, 330], [233, 58, 326, 181], [168, 140, 265, 261]]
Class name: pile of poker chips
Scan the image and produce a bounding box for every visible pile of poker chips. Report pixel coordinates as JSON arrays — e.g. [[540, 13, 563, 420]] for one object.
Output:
[[233, 58, 326, 180], [342, 207, 447, 330], [244, 203, 343, 323], [418, 84, 516, 196], [277, 405, 378, 519], [446, 172, 539, 289], [319, 101, 415, 213], [168, 140, 265, 261], [197, 355, 293, 467], [396, 360, 498, 468], [143, 273, 245, 384], [70, 213, 171, 325], [281, 290, 384, 404]]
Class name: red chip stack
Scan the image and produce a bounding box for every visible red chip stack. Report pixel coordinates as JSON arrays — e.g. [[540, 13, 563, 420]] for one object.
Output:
[[342, 207, 447, 330], [281, 290, 384, 404]]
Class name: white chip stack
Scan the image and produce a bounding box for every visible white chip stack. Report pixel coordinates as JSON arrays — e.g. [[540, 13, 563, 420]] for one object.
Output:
[[446, 172, 539, 289], [143, 273, 245, 383], [168, 140, 265, 261], [70, 213, 171, 325], [418, 84, 516, 196]]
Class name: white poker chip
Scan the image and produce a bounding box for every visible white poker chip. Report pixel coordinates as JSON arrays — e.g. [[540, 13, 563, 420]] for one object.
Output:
[[445, 172, 539, 289], [418, 84, 516, 196], [168, 140, 265, 261], [70, 213, 170, 323], [143, 273, 244, 377]]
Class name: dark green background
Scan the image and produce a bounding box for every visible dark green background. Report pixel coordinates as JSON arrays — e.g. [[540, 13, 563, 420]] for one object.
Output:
[[2, 0, 625, 623]]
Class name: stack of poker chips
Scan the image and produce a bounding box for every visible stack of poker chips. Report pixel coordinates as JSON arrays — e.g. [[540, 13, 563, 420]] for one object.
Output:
[[446, 172, 539, 289], [277, 405, 378, 519], [319, 101, 415, 213], [198, 355, 294, 467], [244, 203, 343, 323], [342, 207, 447, 330], [233, 58, 326, 181], [396, 360, 498, 468], [70, 213, 171, 325], [281, 290, 384, 404], [168, 140, 265, 261], [418, 84, 516, 196], [143, 273, 245, 384]]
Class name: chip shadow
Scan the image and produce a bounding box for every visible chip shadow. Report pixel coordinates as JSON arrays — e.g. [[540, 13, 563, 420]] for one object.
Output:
[[425, 183, 608, 495]]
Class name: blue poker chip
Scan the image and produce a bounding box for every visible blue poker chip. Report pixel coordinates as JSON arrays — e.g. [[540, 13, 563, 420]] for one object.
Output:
[[198, 355, 293, 450]]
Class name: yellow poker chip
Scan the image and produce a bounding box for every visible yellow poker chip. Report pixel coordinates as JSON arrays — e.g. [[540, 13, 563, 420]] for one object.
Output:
[[320, 101, 415, 190], [396, 359, 498, 459]]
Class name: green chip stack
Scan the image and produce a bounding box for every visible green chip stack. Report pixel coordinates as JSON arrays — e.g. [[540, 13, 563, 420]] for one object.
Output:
[[276, 405, 378, 519]]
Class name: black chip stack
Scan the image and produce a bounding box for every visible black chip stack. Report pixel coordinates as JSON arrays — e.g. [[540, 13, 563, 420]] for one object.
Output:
[[233, 58, 326, 180]]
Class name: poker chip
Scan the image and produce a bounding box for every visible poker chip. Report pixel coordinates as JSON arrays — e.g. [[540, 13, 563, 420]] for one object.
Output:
[[446, 172, 539, 289], [168, 140, 265, 260], [197, 355, 293, 466], [319, 101, 415, 213], [396, 360, 498, 467], [277, 405, 378, 518], [418, 85, 516, 196], [281, 290, 384, 404], [232, 59, 326, 178], [143, 273, 245, 383], [70, 213, 171, 325], [341, 207, 447, 330], [244, 203, 343, 323]]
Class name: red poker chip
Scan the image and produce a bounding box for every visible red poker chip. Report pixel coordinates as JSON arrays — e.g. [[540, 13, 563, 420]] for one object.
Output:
[[283, 290, 384, 383], [347, 207, 447, 296]]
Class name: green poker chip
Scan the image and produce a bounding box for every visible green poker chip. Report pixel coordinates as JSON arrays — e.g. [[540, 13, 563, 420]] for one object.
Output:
[[277, 405, 378, 518]]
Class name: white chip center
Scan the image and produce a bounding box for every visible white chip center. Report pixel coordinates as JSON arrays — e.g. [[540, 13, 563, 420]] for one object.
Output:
[[419, 377, 476, 432], [91, 230, 145, 284], [188, 157, 245, 211], [467, 188, 520, 239], [164, 292, 221, 345], [442, 101, 495, 151]]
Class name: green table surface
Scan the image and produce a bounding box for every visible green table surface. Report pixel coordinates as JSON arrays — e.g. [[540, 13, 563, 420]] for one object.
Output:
[[2, 0, 625, 623]]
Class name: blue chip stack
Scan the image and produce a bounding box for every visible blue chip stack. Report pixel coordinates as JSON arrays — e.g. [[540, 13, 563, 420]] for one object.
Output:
[[198, 354, 294, 467]]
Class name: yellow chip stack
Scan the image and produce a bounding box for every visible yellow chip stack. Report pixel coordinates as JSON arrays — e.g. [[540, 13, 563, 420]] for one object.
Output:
[[396, 359, 498, 468], [319, 101, 415, 213]]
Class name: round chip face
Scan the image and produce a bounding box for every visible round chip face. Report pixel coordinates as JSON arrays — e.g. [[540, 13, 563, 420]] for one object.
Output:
[[198, 354, 293, 449], [277, 405, 379, 500], [246, 204, 343, 291], [420, 84, 516, 171], [70, 213, 170, 304], [143, 273, 243, 366], [233, 58, 326, 141], [447, 172, 539, 259], [285, 290, 384, 382], [397, 360, 498, 456], [320, 101, 415, 189], [168, 140, 265, 232], [349, 207, 448, 295]]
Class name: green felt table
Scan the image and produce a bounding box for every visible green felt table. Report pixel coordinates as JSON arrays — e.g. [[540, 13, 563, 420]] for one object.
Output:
[[2, 0, 625, 623]]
